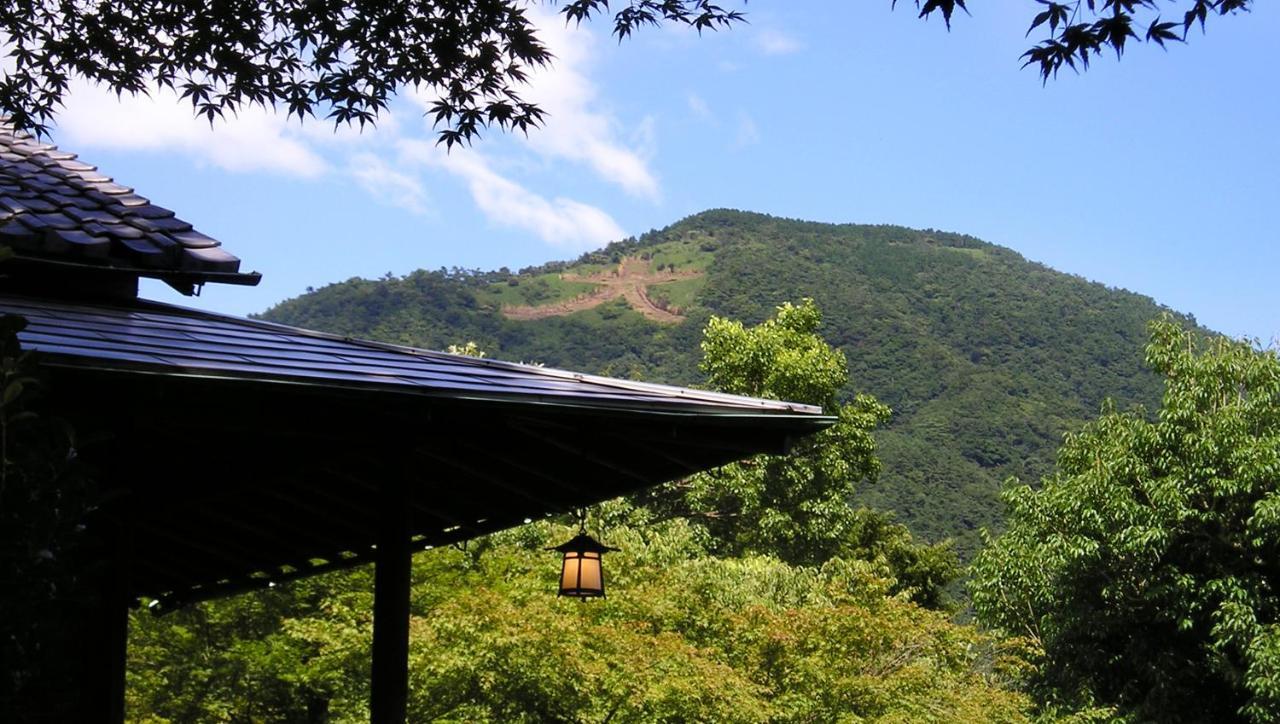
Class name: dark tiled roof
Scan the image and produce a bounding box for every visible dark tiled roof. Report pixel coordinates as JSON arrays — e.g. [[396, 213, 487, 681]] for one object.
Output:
[[0, 293, 827, 416], [0, 122, 259, 289]]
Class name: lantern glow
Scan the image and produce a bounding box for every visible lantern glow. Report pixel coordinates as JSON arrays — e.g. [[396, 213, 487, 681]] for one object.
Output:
[[550, 533, 618, 598]]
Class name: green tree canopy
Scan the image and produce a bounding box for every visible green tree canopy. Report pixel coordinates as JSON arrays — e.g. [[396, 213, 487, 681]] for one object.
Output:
[[129, 519, 1031, 722], [0, 1, 1251, 139], [646, 300, 891, 563], [0, 0, 741, 140], [908, 0, 1250, 81], [641, 299, 958, 607], [971, 317, 1280, 722]]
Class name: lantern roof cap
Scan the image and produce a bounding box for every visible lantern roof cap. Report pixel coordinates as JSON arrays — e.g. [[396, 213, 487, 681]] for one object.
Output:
[[549, 533, 619, 554]]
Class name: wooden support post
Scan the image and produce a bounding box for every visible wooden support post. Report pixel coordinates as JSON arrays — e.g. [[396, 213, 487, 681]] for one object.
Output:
[[102, 580, 129, 724], [80, 522, 131, 723], [370, 479, 411, 724]]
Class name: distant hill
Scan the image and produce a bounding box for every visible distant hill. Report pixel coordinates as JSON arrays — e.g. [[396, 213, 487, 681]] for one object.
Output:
[[261, 209, 1193, 556]]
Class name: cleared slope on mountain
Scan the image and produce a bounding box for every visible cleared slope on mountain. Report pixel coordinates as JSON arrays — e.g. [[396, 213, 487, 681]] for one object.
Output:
[[261, 209, 1188, 555]]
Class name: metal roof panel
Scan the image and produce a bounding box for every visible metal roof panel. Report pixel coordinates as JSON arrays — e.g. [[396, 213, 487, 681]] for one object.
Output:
[[0, 294, 826, 416]]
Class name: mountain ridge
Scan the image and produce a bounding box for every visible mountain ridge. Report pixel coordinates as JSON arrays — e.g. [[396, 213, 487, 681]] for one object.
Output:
[[261, 208, 1195, 555]]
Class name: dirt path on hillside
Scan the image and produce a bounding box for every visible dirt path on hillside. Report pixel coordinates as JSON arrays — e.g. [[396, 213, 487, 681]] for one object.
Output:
[[502, 256, 702, 323]]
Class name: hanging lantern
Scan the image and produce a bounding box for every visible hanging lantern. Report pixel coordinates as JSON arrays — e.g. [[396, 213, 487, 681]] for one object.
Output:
[[549, 532, 619, 599]]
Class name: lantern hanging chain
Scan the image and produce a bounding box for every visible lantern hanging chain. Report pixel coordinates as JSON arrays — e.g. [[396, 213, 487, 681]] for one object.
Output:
[[574, 507, 588, 535]]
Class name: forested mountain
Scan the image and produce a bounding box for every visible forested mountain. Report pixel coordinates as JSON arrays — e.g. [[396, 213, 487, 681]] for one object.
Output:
[[262, 209, 1192, 555]]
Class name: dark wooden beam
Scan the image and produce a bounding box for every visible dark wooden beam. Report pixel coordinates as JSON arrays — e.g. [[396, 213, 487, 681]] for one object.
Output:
[[416, 447, 570, 514], [151, 553, 364, 613], [320, 463, 465, 529], [264, 488, 373, 541], [370, 478, 411, 724], [638, 425, 797, 456], [131, 557, 189, 595], [152, 514, 506, 610], [598, 432, 710, 474], [198, 507, 326, 566], [218, 504, 353, 563], [509, 421, 654, 485], [444, 436, 593, 496], [133, 518, 269, 581]]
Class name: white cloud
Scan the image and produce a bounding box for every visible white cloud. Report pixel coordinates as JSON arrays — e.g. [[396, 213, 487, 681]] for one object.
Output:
[[735, 113, 761, 147], [493, 8, 661, 201], [755, 29, 804, 56], [50, 16, 652, 252], [55, 82, 328, 178], [631, 116, 658, 156], [402, 140, 624, 250], [688, 93, 714, 122], [348, 153, 429, 215]]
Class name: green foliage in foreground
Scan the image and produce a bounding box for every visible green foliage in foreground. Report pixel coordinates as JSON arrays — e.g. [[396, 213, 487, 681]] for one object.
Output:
[[129, 519, 1031, 723], [125, 301, 999, 721], [972, 318, 1280, 722]]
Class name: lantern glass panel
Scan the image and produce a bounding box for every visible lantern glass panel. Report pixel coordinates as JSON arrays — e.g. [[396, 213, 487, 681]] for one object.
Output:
[[559, 550, 604, 596], [559, 552, 580, 591], [577, 551, 602, 592]]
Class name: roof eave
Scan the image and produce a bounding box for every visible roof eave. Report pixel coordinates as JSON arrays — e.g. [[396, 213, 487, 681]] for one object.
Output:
[[34, 354, 837, 425], [5, 254, 262, 294]]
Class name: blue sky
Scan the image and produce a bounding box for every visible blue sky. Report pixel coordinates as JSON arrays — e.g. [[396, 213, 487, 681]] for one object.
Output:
[[49, 2, 1278, 341]]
